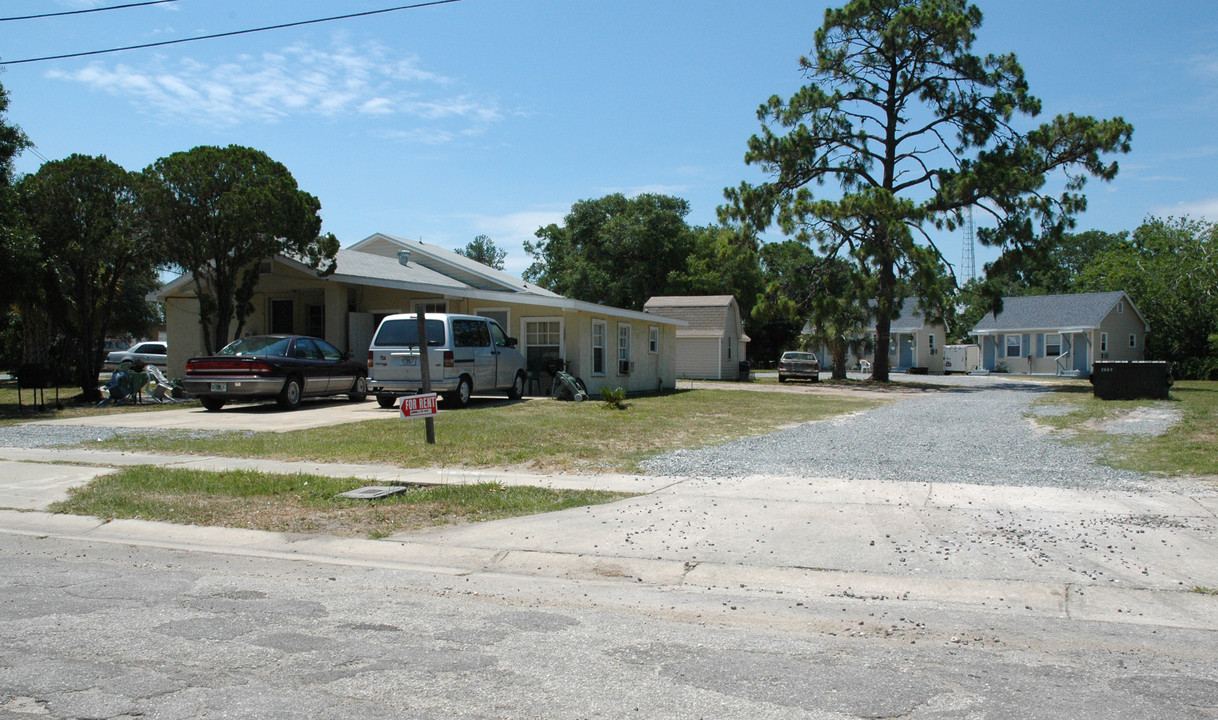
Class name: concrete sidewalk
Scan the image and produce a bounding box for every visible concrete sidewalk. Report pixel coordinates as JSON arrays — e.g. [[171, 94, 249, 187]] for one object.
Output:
[[1, 446, 1215, 632]]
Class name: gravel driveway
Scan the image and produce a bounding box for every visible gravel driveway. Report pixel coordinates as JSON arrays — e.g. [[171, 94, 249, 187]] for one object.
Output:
[[645, 376, 1150, 490]]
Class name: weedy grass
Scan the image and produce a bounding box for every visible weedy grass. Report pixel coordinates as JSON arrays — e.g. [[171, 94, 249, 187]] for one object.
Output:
[[1030, 380, 1218, 479], [50, 466, 632, 539], [0, 377, 182, 426], [93, 389, 883, 473]]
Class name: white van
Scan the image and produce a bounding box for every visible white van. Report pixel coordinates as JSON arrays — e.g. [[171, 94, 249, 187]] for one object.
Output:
[[366, 313, 527, 408]]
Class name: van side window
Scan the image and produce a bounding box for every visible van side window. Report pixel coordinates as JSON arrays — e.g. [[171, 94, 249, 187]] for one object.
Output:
[[453, 319, 491, 348], [488, 321, 509, 348]]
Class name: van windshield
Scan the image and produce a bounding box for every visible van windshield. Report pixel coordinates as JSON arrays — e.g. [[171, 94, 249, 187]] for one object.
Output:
[[373, 319, 446, 347]]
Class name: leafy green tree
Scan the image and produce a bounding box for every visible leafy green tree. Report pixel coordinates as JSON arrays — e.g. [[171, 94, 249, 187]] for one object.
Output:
[[140, 145, 337, 354], [723, 0, 1132, 381], [456, 234, 506, 270], [525, 193, 694, 311], [986, 229, 1128, 296], [0, 79, 32, 366], [1076, 217, 1218, 378], [15, 154, 160, 399], [666, 224, 764, 320]]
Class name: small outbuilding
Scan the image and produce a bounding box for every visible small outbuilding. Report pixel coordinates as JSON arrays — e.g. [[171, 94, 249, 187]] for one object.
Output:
[[643, 295, 749, 380]]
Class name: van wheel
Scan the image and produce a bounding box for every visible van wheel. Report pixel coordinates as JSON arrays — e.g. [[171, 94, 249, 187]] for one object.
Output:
[[277, 377, 303, 409], [444, 376, 472, 408], [376, 393, 397, 409], [507, 371, 526, 400]]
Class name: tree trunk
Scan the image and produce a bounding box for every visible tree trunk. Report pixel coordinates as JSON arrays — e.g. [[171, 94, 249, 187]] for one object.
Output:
[[871, 258, 897, 382], [831, 343, 849, 380]]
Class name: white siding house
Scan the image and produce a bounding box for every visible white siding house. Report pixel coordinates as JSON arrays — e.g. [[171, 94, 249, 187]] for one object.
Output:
[[643, 295, 749, 380]]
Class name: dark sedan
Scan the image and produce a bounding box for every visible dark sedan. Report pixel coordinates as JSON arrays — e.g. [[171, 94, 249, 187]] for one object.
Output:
[[185, 335, 368, 411]]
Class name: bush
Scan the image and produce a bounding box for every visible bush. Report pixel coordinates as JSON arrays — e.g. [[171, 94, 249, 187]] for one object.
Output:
[[600, 386, 627, 410]]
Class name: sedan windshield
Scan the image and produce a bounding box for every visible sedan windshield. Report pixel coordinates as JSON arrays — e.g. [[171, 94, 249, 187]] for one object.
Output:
[[218, 336, 291, 357]]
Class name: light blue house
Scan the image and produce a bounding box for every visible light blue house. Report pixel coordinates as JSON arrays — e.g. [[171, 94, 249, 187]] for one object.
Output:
[[969, 291, 1149, 377]]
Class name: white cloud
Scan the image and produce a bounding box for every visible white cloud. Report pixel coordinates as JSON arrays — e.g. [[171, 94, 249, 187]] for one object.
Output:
[[45, 39, 501, 139], [459, 209, 569, 276], [1154, 196, 1218, 222]]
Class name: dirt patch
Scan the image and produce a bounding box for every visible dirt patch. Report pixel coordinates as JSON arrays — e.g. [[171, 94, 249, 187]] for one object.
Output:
[[683, 379, 922, 401], [1080, 404, 1181, 436]]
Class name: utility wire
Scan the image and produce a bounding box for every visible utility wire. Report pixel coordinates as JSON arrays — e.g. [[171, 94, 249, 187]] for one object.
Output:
[[0, 0, 463, 66], [0, 1, 187, 22]]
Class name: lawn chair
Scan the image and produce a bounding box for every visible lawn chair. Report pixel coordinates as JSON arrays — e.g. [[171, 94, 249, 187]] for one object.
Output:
[[144, 364, 178, 403]]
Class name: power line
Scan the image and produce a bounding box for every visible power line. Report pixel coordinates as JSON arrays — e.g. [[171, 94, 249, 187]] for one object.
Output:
[[0, 1, 187, 23], [0, 0, 464, 66]]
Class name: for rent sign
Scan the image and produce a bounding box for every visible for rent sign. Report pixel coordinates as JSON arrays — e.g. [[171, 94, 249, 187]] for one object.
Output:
[[399, 393, 438, 419]]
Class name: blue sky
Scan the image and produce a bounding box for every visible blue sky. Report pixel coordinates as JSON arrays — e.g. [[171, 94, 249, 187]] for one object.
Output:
[[4, 1, 1216, 280]]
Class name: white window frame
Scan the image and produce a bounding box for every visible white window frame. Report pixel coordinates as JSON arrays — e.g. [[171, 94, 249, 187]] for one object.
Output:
[[1004, 334, 1022, 359], [1129, 334, 1137, 349], [1100, 332, 1109, 353], [648, 326, 659, 354], [1045, 333, 1061, 357], [591, 319, 607, 376], [617, 323, 632, 375], [474, 307, 511, 334], [412, 298, 447, 314], [520, 316, 564, 369]]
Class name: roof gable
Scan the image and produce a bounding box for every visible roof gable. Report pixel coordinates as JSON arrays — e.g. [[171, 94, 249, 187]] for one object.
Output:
[[348, 233, 559, 297], [970, 291, 1141, 333], [644, 295, 741, 338]]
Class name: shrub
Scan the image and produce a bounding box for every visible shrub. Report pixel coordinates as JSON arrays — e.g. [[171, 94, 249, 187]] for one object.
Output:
[[600, 386, 627, 410]]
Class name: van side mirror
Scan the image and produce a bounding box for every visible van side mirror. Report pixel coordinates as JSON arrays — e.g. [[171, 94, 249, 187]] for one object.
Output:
[[505, 337, 518, 348]]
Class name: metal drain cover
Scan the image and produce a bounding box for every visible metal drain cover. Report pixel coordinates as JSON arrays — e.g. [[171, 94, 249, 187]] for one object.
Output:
[[338, 486, 409, 500]]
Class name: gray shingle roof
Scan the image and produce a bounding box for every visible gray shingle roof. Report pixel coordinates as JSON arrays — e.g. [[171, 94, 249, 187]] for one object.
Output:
[[644, 295, 742, 338], [970, 291, 1130, 333]]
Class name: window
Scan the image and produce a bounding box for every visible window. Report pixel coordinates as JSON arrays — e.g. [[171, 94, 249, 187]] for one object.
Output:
[[648, 326, 659, 354], [1100, 333, 1108, 353], [453, 319, 491, 348], [1005, 334, 1022, 359], [306, 304, 325, 338], [476, 309, 509, 333], [928, 334, 936, 353], [618, 323, 632, 375], [1129, 334, 1137, 349], [1045, 333, 1061, 356], [1118, 300, 1125, 314], [413, 299, 446, 314], [591, 320, 606, 375], [524, 319, 561, 371]]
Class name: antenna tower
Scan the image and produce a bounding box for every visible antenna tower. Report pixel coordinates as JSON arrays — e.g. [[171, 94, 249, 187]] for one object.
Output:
[[961, 206, 976, 284]]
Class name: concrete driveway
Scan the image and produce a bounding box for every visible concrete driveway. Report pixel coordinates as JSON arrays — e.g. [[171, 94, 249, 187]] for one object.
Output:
[[29, 397, 403, 432]]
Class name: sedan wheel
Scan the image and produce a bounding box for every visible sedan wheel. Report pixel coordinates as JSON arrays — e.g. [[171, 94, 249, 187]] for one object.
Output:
[[348, 375, 368, 402], [277, 377, 303, 410], [200, 396, 227, 412]]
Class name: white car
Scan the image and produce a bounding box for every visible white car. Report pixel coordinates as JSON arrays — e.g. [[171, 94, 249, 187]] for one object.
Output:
[[106, 341, 167, 369], [366, 313, 527, 409]]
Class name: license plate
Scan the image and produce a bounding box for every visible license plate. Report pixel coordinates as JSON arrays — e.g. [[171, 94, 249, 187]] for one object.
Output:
[[210, 383, 227, 392], [396, 357, 419, 367]]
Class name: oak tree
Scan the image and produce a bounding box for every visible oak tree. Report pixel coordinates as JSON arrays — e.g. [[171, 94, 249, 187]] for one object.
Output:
[[141, 145, 337, 354]]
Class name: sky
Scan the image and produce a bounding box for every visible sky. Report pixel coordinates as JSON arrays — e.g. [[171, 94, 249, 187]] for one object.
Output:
[[3, 0, 1217, 281]]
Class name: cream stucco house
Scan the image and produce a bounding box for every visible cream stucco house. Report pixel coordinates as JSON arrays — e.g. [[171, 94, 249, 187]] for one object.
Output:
[[157, 233, 683, 396]]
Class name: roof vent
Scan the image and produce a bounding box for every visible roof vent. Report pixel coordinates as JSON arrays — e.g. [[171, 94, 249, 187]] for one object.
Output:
[[258, 259, 273, 275], [397, 249, 411, 267]]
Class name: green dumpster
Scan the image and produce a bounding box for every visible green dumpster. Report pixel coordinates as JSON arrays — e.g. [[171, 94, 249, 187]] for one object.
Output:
[[1090, 361, 1173, 400]]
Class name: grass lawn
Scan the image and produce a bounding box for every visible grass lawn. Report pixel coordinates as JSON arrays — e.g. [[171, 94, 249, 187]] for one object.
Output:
[[91, 388, 884, 473], [1030, 379, 1218, 478], [0, 377, 182, 427], [49, 466, 631, 540]]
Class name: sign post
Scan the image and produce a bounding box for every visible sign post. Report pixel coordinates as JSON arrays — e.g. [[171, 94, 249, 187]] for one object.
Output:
[[416, 312, 436, 444]]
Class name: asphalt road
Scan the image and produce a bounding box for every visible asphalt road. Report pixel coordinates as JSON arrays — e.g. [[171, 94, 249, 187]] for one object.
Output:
[[1, 376, 1216, 718]]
